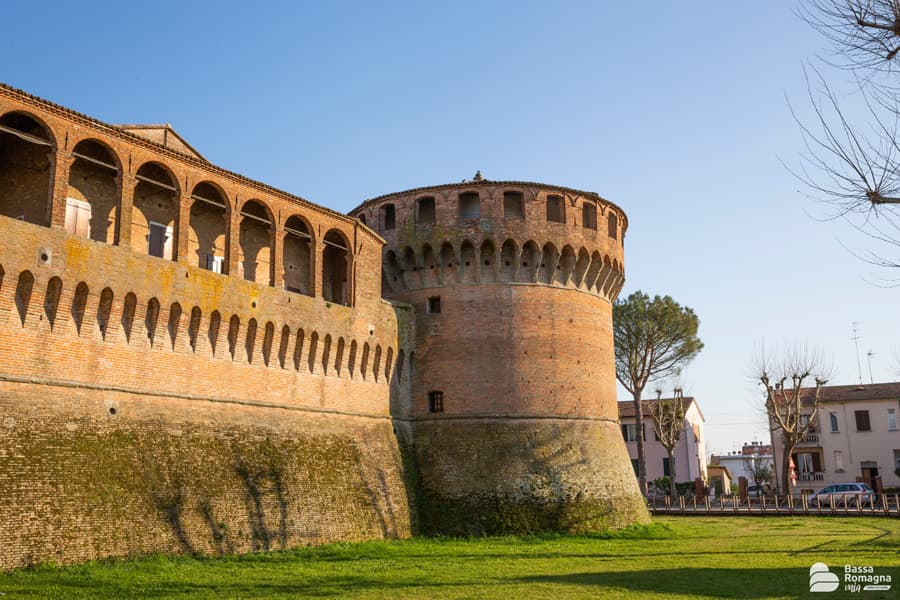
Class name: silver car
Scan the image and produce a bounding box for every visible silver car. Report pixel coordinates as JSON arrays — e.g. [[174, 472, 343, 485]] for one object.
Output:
[[807, 483, 875, 506]]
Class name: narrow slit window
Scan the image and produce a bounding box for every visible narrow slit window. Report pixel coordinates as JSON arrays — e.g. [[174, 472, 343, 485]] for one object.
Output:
[[427, 296, 441, 314], [546, 195, 565, 223], [582, 202, 597, 230], [382, 204, 396, 230], [428, 390, 444, 413]]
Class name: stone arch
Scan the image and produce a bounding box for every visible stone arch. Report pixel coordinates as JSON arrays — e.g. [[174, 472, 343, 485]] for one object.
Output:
[[400, 245, 418, 289], [66, 139, 120, 243], [480, 239, 497, 283], [122, 292, 137, 343], [145, 297, 160, 346], [189, 181, 228, 273], [384, 249, 401, 292], [573, 248, 591, 287], [0, 111, 55, 226], [500, 239, 518, 281], [459, 240, 476, 283], [239, 199, 274, 285], [97, 287, 114, 339], [322, 229, 351, 305], [283, 214, 313, 296], [71, 281, 89, 334], [539, 242, 559, 284], [133, 162, 178, 260], [595, 255, 613, 294], [168, 302, 182, 349], [519, 240, 540, 283], [584, 250, 603, 290], [43, 276, 62, 330], [15, 270, 35, 326], [557, 245, 577, 286]]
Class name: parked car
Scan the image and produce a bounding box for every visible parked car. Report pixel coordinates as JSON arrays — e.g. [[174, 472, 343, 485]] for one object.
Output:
[[747, 484, 773, 498], [807, 483, 875, 505]]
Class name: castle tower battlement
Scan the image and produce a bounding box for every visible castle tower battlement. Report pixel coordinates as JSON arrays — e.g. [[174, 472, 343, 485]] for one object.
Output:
[[350, 180, 648, 534]]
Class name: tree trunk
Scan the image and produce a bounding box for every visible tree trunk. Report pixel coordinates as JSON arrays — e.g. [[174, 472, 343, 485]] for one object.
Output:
[[632, 390, 647, 495], [781, 444, 793, 495], [668, 448, 676, 498]]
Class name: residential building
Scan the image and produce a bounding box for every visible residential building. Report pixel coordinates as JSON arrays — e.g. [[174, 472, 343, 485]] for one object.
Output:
[[769, 382, 900, 494], [619, 397, 708, 485], [711, 441, 774, 485]]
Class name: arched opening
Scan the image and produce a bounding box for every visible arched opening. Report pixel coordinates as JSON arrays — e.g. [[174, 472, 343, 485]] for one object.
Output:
[[208, 310, 221, 356], [573, 247, 591, 287], [503, 191, 524, 219], [15, 270, 35, 326], [585, 251, 603, 290], [459, 240, 476, 283], [335, 337, 345, 375], [416, 196, 436, 225], [546, 194, 565, 224], [293, 328, 305, 371], [307, 331, 319, 373], [557, 245, 576, 286], [373, 345, 382, 382], [458, 192, 480, 220], [133, 162, 178, 259], [500, 239, 517, 281], [439, 242, 456, 283], [480, 239, 496, 283], [145, 298, 160, 346], [401, 246, 418, 289], [519, 240, 540, 283], [189, 307, 202, 352], [283, 215, 312, 296], [322, 230, 351, 305], [385, 347, 394, 383], [43, 276, 62, 330], [539, 242, 559, 284], [422, 244, 438, 287], [97, 287, 114, 339], [71, 281, 89, 334], [245, 318, 258, 363], [66, 139, 119, 242], [227, 314, 240, 359], [0, 112, 54, 226], [278, 325, 290, 368], [381, 203, 396, 230], [189, 182, 227, 273], [582, 202, 597, 230], [262, 321, 275, 366], [348, 340, 358, 377], [168, 302, 182, 350], [122, 293, 137, 343], [239, 200, 274, 285], [361, 342, 370, 380], [608, 211, 618, 239], [384, 249, 401, 292], [321, 334, 332, 374]]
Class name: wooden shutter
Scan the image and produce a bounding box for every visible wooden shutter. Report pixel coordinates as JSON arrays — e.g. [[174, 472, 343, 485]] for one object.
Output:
[[855, 410, 871, 431]]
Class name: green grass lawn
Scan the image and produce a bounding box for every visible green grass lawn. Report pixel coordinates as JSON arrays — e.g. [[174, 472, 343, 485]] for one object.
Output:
[[2, 517, 898, 599]]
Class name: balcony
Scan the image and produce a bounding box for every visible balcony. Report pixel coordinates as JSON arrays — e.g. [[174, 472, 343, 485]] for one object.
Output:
[[782, 431, 820, 446], [798, 471, 825, 482]]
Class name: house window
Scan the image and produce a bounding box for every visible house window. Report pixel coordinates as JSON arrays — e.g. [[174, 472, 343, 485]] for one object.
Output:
[[427, 296, 441, 314], [855, 410, 871, 432], [382, 204, 396, 230], [148, 221, 172, 259], [458, 192, 480, 220], [834, 450, 845, 472], [206, 254, 224, 274], [582, 203, 597, 230], [829, 412, 839, 433], [889, 408, 897, 431], [894, 449, 900, 472], [621, 423, 644, 442], [662, 457, 671, 477], [428, 390, 444, 413], [546, 195, 565, 223]]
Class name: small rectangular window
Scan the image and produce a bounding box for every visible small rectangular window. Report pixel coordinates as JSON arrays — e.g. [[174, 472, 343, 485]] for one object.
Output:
[[428, 390, 444, 413], [889, 408, 897, 431], [427, 296, 441, 314], [855, 410, 871, 432], [546, 195, 565, 223], [148, 221, 172, 259], [417, 197, 436, 225], [459, 192, 480, 220], [608, 212, 618, 239], [582, 203, 597, 230], [834, 450, 844, 472], [382, 204, 396, 230], [829, 412, 839, 433], [662, 457, 671, 477], [503, 191, 524, 219]]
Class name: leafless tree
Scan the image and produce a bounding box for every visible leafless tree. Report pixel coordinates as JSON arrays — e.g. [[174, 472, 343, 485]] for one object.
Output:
[[649, 388, 686, 498], [742, 455, 774, 491], [795, 1, 900, 271], [752, 345, 832, 494]]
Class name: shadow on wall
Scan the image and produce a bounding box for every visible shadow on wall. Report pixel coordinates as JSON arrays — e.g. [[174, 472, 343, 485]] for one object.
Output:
[[137, 428, 406, 557]]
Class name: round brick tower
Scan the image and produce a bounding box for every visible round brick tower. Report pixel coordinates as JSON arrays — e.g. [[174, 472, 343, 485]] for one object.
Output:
[[350, 177, 648, 534]]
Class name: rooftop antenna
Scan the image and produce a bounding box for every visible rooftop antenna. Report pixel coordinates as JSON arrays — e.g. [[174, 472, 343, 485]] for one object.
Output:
[[851, 322, 863, 385], [866, 350, 876, 384]]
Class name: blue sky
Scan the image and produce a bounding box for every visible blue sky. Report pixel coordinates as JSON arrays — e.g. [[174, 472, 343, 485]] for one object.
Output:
[[4, 1, 897, 455]]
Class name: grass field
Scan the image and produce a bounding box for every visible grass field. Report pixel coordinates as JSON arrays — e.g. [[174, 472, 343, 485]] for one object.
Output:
[[2, 517, 898, 599]]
